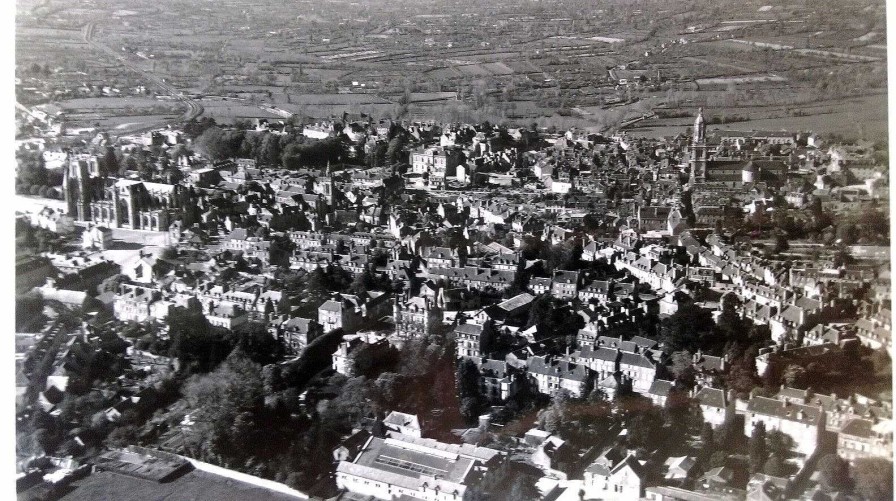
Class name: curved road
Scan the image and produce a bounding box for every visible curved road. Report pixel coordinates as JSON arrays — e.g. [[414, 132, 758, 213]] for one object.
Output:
[[82, 22, 203, 134]]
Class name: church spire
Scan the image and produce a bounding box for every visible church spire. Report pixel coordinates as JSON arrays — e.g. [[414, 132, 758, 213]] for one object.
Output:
[[694, 108, 706, 143]]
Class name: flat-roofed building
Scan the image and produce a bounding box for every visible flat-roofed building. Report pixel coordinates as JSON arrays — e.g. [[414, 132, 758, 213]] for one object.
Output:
[[335, 433, 501, 501]]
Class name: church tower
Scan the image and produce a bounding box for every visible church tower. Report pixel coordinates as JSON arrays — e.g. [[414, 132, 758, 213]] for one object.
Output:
[[689, 108, 708, 183], [63, 154, 92, 221]]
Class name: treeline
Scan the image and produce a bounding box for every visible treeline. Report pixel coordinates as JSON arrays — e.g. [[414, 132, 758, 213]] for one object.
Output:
[[174, 328, 463, 494], [16, 151, 63, 198]]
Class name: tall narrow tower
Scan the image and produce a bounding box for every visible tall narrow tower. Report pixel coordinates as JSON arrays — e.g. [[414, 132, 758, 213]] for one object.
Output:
[[689, 108, 708, 183]]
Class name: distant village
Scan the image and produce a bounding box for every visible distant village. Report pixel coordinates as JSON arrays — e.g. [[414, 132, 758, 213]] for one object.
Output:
[[13, 103, 893, 501]]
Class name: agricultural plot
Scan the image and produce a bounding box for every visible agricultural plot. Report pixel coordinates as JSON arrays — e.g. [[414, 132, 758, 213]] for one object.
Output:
[[627, 93, 887, 142], [198, 99, 283, 122], [54, 97, 185, 129], [696, 74, 787, 86]]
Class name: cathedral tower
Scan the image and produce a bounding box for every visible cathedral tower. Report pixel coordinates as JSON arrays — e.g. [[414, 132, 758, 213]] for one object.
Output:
[[689, 108, 708, 183]]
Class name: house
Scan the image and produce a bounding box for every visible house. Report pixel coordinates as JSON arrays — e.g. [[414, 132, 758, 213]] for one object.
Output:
[[551, 270, 580, 299], [527, 355, 592, 398], [204, 301, 248, 329], [383, 411, 423, 438], [276, 317, 323, 355], [332, 429, 371, 462], [531, 434, 577, 476], [837, 418, 893, 463], [319, 292, 391, 333], [394, 295, 442, 340], [619, 351, 658, 394], [699, 466, 735, 491], [744, 395, 825, 456], [122, 252, 164, 285], [477, 359, 522, 403], [114, 283, 170, 322], [455, 322, 494, 360], [746, 473, 790, 501], [334, 432, 501, 501], [529, 277, 552, 295], [663, 456, 697, 484], [647, 379, 676, 408], [30, 207, 75, 234], [584, 451, 645, 500], [694, 387, 735, 429], [855, 312, 891, 350]]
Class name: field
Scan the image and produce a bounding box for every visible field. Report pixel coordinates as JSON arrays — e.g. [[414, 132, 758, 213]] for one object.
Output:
[[625, 93, 888, 142], [56, 469, 305, 501], [55, 96, 186, 130]]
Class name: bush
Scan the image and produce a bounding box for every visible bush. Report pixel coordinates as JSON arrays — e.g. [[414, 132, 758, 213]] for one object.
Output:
[[29, 185, 41, 195], [37, 185, 49, 198]]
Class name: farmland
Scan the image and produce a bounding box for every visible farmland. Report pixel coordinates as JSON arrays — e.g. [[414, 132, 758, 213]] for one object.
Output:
[[14, 0, 888, 137], [626, 93, 888, 142]]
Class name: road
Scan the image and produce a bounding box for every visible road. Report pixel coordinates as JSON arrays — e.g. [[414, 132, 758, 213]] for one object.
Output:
[[82, 22, 203, 135]]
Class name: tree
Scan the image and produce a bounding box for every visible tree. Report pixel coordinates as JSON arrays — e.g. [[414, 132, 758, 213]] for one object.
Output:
[[17, 151, 48, 187], [195, 126, 245, 160], [766, 430, 793, 459], [783, 364, 808, 389], [709, 451, 728, 469], [385, 135, 407, 165], [817, 454, 851, 493], [659, 303, 715, 352], [456, 358, 484, 423], [167, 306, 232, 374], [232, 322, 282, 365], [700, 423, 714, 450], [852, 458, 892, 500], [258, 133, 282, 167], [749, 421, 768, 474], [670, 350, 695, 384], [764, 454, 786, 477]]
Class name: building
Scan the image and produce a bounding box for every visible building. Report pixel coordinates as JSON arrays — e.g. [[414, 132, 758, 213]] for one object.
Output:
[[689, 109, 708, 183], [275, 317, 323, 355], [527, 355, 592, 398], [694, 387, 735, 429], [411, 147, 462, 189], [114, 284, 170, 322], [394, 296, 441, 340], [335, 433, 501, 501], [477, 359, 522, 403], [63, 156, 186, 232], [29, 207, 75, 234], [647, 379, 676, 408], [82, 225, 113, 250], [744, 396, 825, 456], [551, 270, 580, 299], [382, 411, 423, 438], [837, 418, 893, 462], [455, 322, 493, 359], [584, 451, 645, 500]]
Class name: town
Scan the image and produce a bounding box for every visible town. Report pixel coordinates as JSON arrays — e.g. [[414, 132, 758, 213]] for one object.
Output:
[[13, 0, 892, 500]]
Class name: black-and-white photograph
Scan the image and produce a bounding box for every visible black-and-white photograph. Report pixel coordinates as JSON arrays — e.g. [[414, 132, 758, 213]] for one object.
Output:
[[11, 0, 893, 499]]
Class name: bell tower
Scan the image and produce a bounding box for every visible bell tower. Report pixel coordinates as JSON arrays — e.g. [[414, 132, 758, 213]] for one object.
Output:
[[689, 108, 708, 183]]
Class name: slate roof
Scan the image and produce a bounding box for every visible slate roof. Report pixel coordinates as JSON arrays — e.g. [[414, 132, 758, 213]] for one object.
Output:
[[746, 396, 824, 426], [620, 352, 656, 369], [694, 387, 727, 409], [648, 379, 675, 397], [527, 356, 590, 382]]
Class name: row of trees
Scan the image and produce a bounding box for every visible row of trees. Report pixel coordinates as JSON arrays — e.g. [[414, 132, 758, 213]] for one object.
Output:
[[192, 124, 347, 168]]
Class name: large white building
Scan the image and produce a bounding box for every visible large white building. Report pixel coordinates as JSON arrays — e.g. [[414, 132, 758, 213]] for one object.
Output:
[[335, 433, 501, 501], [744, 396, 825, 456]]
